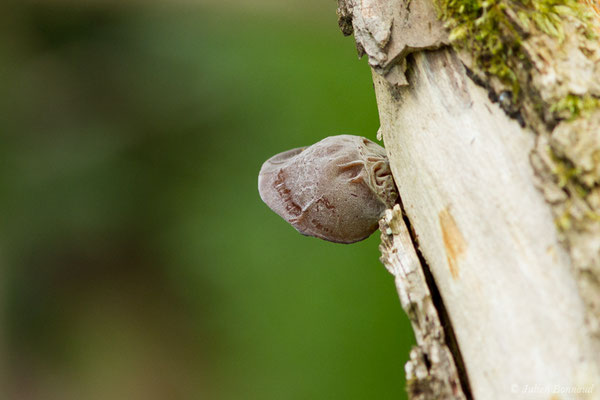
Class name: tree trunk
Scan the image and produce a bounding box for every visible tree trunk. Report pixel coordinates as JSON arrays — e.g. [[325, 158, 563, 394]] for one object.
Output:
[[338, 0, 600, 398]]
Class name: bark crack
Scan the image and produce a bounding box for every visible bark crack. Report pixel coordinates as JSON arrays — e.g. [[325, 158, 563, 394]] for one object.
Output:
[[402, 210, 473, 400], [379, 204, 471, 400]]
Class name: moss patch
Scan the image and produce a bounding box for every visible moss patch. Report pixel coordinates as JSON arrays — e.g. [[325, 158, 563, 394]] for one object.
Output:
[[551, 93, 600, 120], [439, 0, 598, 116]]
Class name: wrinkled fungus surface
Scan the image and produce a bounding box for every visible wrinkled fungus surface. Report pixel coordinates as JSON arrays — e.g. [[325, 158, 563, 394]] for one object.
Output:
[[258, 135, 398, 244]]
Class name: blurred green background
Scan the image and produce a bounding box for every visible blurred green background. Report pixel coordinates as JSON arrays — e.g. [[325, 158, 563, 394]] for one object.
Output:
[[0, 1, 414, 399]]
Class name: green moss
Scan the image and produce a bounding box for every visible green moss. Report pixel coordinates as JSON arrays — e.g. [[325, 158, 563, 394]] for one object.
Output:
[[585, 210, 600, 221], [439, 0, 596, 104], [555, 204, 600, 231], [555, 207, 600, 231], [551, 93, 600, 119], [549, 149, 596, 230], [553, 161, 580, 188], [441, 0, 522, 95], [549, 148, 591, 195], [440, 0, 600, 232], [555, 208, 572, 230]]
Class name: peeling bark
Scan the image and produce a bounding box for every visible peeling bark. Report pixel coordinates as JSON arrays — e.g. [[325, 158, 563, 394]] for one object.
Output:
[[337, 0, 448, 84], [379, 205, 468, 400]]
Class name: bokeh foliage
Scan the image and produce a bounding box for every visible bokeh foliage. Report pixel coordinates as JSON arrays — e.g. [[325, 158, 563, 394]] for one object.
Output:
[[0, 2, 414, 399]]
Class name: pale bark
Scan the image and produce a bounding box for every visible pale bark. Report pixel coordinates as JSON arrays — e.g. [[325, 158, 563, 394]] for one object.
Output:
[[338, 0, 600, 398], [375, 48, 599, 399]]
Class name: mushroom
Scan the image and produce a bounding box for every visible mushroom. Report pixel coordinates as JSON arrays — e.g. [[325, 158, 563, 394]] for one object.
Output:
[[258, 135, 398, 243]]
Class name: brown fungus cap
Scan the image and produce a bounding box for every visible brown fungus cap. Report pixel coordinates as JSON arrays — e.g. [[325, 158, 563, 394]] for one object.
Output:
[[258, 135, 398, 244]]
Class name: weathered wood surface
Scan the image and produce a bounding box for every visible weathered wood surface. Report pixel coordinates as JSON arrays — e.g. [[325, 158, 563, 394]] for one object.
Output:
[[375, 48, 600, 399]]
